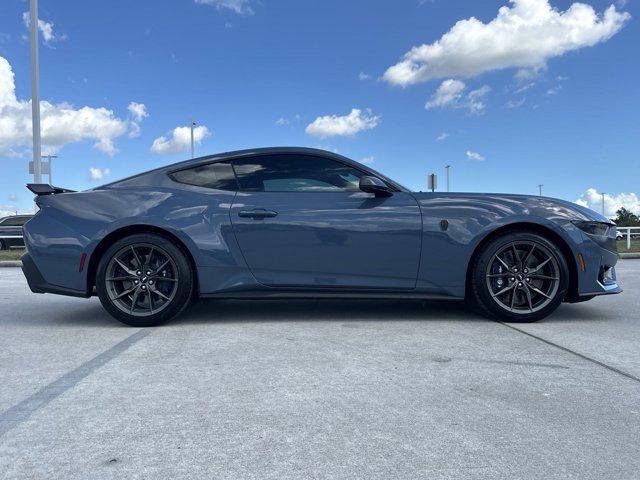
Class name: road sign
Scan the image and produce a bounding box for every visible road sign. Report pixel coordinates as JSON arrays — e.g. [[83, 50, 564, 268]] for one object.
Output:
[[428, 173, 437, 192], [29, 161, 50, 175]]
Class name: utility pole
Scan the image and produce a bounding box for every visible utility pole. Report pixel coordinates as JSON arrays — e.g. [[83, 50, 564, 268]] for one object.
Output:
[[190, 119, 196, 159], [538, 184, 543, 197], [445, 165, 451, 192], [42, 154, 57, 184], [601, 192, 606, 217], [29, 0, 42, 184]]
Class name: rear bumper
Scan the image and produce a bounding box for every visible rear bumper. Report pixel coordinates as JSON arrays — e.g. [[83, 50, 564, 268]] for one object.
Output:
[[21, 252, 89, 298]]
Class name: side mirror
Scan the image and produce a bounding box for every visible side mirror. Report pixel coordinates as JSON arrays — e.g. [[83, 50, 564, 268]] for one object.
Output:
[[359, 176, 393, 197]]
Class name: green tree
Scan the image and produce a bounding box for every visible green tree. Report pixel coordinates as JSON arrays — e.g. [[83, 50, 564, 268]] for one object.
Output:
[[613, 207, 640, 227]]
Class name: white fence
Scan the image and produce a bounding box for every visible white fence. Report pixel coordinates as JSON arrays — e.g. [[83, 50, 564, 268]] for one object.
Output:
[[617, 226, 640, 251]]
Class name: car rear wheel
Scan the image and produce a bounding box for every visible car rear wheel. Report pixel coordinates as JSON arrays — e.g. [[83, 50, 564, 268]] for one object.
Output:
[[96, 233, 194, 327], [470, 231, 569, 322]]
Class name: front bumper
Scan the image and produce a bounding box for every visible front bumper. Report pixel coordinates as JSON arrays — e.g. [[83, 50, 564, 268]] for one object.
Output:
[[575, 233, 622, 297], [21, 252, 89, 298]]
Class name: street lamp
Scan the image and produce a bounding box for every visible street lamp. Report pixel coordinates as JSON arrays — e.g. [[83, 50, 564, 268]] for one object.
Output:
[[29, 0, 42, 184], [445, 165, 451, 192], [538, 184, 543, 197], [190, 120, 196, 159], [601, 192, 606, 217]]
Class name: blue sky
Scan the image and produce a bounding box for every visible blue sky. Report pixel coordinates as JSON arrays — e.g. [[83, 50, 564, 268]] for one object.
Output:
[[0, 0, 638, 217]]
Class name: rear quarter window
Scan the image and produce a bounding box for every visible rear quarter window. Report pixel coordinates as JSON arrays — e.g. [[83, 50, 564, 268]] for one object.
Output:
[[170, 161, 238, 191]]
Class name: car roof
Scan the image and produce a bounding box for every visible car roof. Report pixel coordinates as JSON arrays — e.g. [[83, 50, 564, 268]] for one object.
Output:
[[101, 147, 408, 192], [167, 147, 362, 171]]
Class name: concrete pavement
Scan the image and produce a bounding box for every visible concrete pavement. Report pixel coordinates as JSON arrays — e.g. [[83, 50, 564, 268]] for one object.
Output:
[[1, 262, 639, 479]]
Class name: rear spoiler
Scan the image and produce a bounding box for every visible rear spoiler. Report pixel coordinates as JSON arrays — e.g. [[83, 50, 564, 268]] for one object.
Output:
[[26, 184, 76, 195]]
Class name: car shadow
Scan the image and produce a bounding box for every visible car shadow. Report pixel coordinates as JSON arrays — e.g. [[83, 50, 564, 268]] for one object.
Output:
[[176, 298, 611, 326], [177, 299, 473, 325], [3, 297, 613, 329]]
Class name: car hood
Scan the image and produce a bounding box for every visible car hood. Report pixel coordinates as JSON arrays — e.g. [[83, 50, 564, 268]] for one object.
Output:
[[410, 192, 610, 223]]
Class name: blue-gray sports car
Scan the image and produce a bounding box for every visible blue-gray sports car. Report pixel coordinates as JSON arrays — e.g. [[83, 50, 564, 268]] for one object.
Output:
[[22, 147, 621, 326]]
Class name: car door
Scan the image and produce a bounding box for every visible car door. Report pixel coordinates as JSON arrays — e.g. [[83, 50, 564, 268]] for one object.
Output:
[[229, 154, 422, 289]]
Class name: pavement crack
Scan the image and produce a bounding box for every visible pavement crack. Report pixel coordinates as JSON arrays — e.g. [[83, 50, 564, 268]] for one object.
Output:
[[496, 321, 640, 383]]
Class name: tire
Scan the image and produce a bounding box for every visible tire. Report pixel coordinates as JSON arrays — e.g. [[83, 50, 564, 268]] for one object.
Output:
[[96, 233, 194, 327], [469, 231, 569, 323]]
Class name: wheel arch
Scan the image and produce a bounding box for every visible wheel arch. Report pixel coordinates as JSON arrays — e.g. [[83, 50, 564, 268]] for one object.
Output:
[[464, 222, 578, 301], [86, 224, 198, 296]]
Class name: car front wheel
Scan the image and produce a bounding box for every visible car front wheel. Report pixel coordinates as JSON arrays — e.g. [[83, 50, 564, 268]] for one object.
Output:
[[470, 231, 570, 322], [96, 233, 194, 327]]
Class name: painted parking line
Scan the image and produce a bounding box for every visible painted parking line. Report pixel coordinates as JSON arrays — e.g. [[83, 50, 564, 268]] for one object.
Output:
[[0, 328, 152, 438], [497, 321, 640, 383]]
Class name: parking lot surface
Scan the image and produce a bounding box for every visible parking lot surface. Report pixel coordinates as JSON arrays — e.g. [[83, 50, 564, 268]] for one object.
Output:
[[1, 262, 639, 480]]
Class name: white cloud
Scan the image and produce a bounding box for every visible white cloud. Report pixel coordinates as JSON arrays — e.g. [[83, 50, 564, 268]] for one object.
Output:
[[514, 67, 546, 82], [127, 102, 148, 122], [0, 206, 17, 218], [515, 82, 535, 93], [8, 194, 17, 202], [305, 108, 380, 138], [436, 132, 450, 142], [194, 0, 254, 14], [359, 72, 372, 81], [88, 167, 110, 181], [426, 79, 466, 109], [0, 56, 133, 157], [506, 98, 526, 108], [547, 85, 562, 95], [383, 0, 630, 86], [575, 188, 640, 218], [360, 156, 375, 165], [466, 85, 491, 114], [466, 150, 485, 161], [426, 80, 490, 114], [275, 117, 290, 126], [22, 12, 66, 45], [127, 102, 148, 137], [150, 124, 211, 155]]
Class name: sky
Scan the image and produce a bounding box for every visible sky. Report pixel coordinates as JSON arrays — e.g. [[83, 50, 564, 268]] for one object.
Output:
[[0, 0, 638, 218]]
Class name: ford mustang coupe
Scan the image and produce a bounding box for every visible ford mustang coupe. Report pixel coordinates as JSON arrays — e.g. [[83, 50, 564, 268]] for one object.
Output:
[[22, 147, 620, 326]]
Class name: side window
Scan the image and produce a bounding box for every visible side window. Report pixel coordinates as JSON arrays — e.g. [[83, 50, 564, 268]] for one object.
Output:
[[170, 161, 237, 191], [232, 155, 365, 192]]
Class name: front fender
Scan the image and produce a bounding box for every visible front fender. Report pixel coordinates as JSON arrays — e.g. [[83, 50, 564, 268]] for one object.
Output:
[[413, 194, 582, 298]]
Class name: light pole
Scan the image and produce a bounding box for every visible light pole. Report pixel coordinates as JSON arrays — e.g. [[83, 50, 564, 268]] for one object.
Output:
[[42, 154, 57, 184], [445, 165, 451, 192], [601, 192, 606, 217], [29, 0, 42, 184], [190, 119, 196, 159], [538, 184, 543, 197]]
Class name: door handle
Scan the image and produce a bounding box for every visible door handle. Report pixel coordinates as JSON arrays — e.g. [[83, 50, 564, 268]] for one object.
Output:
[[238, 209, 278, 219]]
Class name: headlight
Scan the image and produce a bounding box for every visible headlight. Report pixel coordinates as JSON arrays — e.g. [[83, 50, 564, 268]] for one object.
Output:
[[572, 221, 613, 237]]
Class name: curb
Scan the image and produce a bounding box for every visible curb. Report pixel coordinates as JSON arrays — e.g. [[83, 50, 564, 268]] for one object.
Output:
[[619, 253, 640, 259], [0, 261, 22, 268]]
